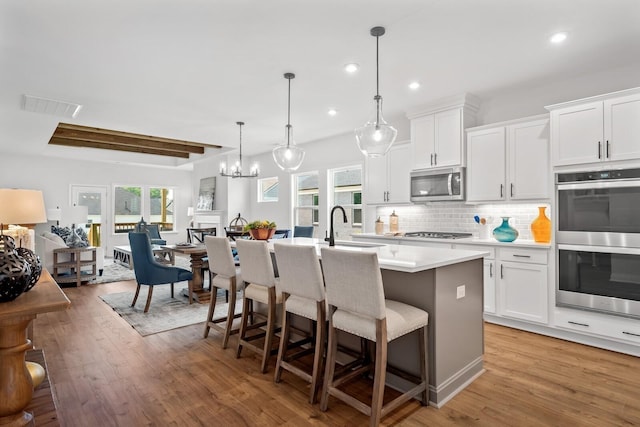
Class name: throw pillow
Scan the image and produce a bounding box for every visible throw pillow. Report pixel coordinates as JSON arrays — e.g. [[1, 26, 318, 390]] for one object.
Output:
[[42, 231, 66, 246], [51, 225, 72, 241]]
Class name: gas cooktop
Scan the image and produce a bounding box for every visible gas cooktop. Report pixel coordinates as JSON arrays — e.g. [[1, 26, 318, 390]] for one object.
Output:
[[404, 231, 473, 239]]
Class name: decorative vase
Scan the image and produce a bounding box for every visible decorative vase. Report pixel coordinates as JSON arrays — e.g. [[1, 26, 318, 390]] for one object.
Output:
[[0, 235, 32, 303], [249, 228, 276, 241], [530, 206, 551, 243], [16, 247, 42, 292], [492, 217, 519, 242]]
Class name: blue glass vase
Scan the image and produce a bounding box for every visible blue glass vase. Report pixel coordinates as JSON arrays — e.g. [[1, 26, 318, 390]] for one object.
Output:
[[493, 217, 519, 242]]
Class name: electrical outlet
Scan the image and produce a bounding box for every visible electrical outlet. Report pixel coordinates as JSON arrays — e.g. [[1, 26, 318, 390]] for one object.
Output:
[[456, 285, 466, 299]]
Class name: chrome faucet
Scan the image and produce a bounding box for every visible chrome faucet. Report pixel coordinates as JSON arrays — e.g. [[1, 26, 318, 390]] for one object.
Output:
[[326, 205, 347, 247]]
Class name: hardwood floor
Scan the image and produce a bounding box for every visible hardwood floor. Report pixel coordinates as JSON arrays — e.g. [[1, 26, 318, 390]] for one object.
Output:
[[33, 280, 640, 426]]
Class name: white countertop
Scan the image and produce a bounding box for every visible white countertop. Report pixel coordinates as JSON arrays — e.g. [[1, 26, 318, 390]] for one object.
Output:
[[353, 233, 552, 249], [266, 237, 489, 273]]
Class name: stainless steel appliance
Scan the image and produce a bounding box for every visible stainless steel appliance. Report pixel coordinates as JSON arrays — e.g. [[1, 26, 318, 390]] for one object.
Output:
[[410, 167, 465, 202], [556, 167, 640, 318], [405, 231, 472, 239]]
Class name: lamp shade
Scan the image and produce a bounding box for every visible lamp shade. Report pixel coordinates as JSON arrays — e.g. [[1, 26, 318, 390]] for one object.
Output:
[[0, 189, 47, 225], [47, 207, 62, 222], [62, 205, 88, 226]]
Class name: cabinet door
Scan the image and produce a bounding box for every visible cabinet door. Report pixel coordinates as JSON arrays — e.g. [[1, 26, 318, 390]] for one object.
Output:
[[466, 127, 506, 202], [387, 143, 411, 203], [605, 93, 640, 162], [484, 259, 496, 314], [508, 118, 550, 200], [551, 101, 603, 166], [433, 109, 462, 167], [411, 114, 435, 170], [499, 261, 548, 324], [365, 154, 388, 204]]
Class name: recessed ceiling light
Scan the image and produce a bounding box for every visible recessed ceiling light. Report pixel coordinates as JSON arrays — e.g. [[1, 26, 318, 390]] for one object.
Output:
[[409, 81, 421, 90], [344, 63, 359, 73], [550, 32, 567, 44], [328, 109, 338, 116]]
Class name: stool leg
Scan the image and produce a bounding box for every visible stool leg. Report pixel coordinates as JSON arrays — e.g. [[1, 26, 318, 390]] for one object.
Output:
[[370, 319, 388, 427], [309, 301, 326, 404], [222, 281, 237, 349], [203, 283, 218, 339], [274, 297, 291, 383], [236, 295, 251, 359], [260, 287, 277, 373], [320, 306, 338, 412]]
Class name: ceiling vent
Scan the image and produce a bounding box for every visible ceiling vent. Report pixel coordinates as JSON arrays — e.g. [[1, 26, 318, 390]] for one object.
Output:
[[22, 94, 83, 118]]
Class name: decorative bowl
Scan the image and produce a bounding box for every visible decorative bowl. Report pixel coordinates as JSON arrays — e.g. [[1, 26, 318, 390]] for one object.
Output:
[[249, 228, 276, 241]]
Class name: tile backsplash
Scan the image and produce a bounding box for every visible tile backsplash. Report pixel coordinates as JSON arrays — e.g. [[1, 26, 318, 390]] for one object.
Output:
[[375, 203, 551, 240]]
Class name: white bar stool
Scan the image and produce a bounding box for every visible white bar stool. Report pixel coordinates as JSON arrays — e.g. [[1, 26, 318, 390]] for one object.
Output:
[[319, 247, 429, 427]]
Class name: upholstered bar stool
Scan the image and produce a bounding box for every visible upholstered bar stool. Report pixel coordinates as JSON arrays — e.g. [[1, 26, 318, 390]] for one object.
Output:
[[319, 248, 429, 427], [273, 243, 326, 404], [235, 239, 283, 373], [203, 236, 243, 348]]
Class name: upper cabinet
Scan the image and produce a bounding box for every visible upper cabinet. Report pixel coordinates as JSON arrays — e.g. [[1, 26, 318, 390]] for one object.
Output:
[[407, 93, 480, 170], [364, 141, 412, 205], [547, 88, 640, 167], [467, 115, 550, 202]]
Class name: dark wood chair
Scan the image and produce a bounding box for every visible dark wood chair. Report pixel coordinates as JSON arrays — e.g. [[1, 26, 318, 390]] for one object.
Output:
[[187, 227, 217, 244]]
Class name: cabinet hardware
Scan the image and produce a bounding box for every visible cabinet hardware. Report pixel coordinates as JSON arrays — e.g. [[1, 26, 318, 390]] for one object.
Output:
[[386, 191, 390, 202], [606, 140, 610, 158], [510, 183, 514, 197], [430, 153, 434, 166], [500, 264, 503, 279], [500, 184, 504, 198], [434, 153, 437, 165], [568, 321, 589, 327], [622, 331, 640, 338], [512, 254, 531, 258], [489, 263, 493, 277], [598, 141, 602, 159]]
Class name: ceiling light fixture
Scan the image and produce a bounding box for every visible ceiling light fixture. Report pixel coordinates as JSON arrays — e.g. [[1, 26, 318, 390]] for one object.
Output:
[[355, 26, 397, 157], [272, 73, 305, 172], [328, 108, 338, 116], [409, 81, 421, 90], [550, 32, 567, 44], [220, 121, 259, 178], [344, 63, 359, 73]]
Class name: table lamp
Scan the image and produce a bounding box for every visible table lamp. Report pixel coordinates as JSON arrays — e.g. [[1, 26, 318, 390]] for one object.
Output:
[[0, 189, 48, 300]]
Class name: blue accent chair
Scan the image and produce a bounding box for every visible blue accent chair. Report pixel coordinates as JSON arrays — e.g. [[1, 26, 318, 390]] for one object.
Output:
[[129, 232, 193, 313], [134, 217, 167, 246], [293, 226, 314, 238]]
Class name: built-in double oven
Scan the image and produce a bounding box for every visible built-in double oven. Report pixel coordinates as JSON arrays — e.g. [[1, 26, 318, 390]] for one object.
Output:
[[556, 168, 640, 318]]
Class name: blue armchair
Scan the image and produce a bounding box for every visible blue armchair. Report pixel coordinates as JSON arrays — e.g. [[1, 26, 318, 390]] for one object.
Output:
[[293, 226, 314, 238], [129, 232, 193, 313], [134, 217, 166, 246]]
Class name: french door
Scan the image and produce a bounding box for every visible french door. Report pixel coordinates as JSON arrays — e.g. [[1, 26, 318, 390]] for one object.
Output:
[[71, 185, 109, 251]]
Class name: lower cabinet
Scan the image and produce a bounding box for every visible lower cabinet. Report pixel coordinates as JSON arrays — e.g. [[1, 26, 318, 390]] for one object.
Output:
[[499, 260, 548, 324], [555, 308, 640, 346], [483, 259, 497, 314]]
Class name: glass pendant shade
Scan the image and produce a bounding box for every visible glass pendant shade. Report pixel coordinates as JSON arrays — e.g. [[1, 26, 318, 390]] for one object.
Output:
[[273, 72, 305, 172], [355, 95, 397, 157]]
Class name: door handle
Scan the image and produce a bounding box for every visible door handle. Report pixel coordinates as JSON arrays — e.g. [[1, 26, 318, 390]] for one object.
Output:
[[598, 141, 602, 159], [606, 140, 610, 158], [434, 153, 437, 165], [512, 254, 531, 258], [510, 183, 514, 198], [568, 320, 589, 328], [622, 331, 640, 338], [500, 264, 504, 279], [430, 153, 434, 166], [500, 184, 504, 198], [489, 263, 493, 277]]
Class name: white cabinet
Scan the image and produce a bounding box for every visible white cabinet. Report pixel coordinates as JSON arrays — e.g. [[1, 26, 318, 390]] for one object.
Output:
[[467, 115, 549, 202], [555, 308, 640, 346], [364, 142, 411, 204], [548, 90, 640, 166], [457, 244, 496, 314], [498, 248, 548, 324], [408, 93, 479, 170]]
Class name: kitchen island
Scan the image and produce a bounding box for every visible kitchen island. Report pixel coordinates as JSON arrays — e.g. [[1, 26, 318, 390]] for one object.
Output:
[[263, 237, 489, 407]]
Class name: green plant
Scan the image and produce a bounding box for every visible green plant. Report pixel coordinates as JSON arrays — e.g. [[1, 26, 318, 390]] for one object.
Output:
[[244, 220, 276, 231]]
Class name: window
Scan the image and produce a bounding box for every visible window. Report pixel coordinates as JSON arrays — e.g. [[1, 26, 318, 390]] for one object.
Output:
[[113, 185, 175, 233], [329, 166, 363, 239], [258, 177, 279, 202], [294, 172, 319, 231]]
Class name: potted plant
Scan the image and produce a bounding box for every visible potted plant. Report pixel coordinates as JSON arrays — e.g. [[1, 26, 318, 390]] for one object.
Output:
[[244, 220, 277, 240]]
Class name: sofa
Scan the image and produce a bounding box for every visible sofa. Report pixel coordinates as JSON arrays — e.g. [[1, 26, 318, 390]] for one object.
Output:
[[38, 231, 104, 276]]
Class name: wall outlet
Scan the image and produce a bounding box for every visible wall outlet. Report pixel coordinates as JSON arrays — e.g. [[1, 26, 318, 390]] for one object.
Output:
[[456, 285, 466, 299]]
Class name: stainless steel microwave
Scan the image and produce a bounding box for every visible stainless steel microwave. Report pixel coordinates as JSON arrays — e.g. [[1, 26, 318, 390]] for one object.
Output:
[[410, 167, 465, 202]]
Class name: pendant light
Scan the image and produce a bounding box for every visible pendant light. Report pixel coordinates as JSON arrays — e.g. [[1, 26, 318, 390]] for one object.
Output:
[[355, 26, 397, 157], [220, 121, 259, 178], [272, 72, 305, 172]]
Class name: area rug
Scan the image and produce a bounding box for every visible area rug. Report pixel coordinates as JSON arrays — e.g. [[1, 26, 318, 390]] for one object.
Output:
[[99, 285, 241, 336], [91, 256, 192, 284]]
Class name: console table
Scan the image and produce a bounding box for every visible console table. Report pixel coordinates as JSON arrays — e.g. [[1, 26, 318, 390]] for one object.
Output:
[[52, 246, 97, 287], [0, 269, 70, 426]]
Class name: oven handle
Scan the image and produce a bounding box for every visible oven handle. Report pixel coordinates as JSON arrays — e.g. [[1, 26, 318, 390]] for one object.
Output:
[[556, 180, 640, 190], [558, 244, 640, 256]]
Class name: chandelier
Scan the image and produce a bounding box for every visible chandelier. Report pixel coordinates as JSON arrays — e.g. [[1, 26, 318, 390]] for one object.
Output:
[[220, 121, 259, 178]]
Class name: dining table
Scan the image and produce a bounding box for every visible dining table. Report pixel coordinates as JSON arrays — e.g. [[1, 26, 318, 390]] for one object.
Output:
[[162, 244, 210, 303]]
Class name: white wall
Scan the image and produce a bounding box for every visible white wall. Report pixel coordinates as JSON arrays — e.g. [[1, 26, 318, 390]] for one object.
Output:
[[0, 153, 193, 253]]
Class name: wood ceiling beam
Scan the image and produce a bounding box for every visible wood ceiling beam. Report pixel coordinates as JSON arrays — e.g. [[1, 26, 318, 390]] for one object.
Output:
[[49, 137, 191, 159]]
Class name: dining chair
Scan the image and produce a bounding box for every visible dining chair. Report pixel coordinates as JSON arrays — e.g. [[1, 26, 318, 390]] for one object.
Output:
[[203, 236, 242, 348], [319, 247, 429, 427], [128, 232, 192, 313], [187, 227, 217, 244], [293, 226, 314, 238], [273, 243, 326, 403], [235, 239, 282, 373]]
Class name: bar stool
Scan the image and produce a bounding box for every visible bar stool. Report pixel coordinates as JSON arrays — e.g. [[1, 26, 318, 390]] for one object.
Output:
[[235, 239, 282, 373], [319, 247, 429, 427], [273, 243, 326, 404], [203, 236, 243, 348]]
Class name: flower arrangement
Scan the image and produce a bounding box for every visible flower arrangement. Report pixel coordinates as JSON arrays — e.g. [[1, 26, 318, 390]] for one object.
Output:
[[243, 220, 277, 232]]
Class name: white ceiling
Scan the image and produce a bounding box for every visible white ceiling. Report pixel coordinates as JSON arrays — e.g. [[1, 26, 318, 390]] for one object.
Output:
[[2, 0, 640, 169]]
